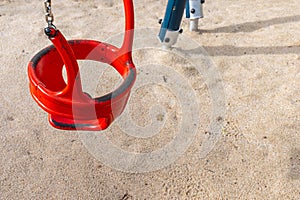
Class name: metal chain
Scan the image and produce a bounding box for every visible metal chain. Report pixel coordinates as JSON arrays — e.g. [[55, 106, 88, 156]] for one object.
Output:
[[44, 0, 54, 26]]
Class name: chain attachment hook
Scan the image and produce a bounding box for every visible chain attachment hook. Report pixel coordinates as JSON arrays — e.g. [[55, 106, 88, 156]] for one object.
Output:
[[44, 0, 56, 37]]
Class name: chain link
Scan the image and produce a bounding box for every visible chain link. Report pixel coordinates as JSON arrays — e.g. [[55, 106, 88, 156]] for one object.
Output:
[[44, 0, 54, 26]]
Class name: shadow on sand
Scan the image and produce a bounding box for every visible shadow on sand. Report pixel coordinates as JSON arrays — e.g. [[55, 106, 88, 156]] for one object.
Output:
[[186, 15, 300, 56], [201, 15, 300, 33]]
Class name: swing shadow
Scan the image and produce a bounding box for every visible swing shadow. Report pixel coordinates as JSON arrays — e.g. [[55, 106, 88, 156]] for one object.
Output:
[[183, 15, 300, 56], [201, 15, 300, 33]]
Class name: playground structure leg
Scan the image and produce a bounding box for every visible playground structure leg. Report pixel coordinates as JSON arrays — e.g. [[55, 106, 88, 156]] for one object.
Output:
[[158, 0, 204, 48]]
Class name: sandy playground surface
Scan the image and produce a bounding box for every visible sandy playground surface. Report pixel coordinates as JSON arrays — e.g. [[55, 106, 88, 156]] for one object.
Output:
[[0, 0, 300, 199]]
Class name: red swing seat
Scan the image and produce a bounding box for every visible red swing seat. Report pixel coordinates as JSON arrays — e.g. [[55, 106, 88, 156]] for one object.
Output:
[[28, 0, 136, 131]]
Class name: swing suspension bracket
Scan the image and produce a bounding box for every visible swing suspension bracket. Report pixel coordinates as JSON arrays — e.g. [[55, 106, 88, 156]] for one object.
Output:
[[28, 0, 136, 131]]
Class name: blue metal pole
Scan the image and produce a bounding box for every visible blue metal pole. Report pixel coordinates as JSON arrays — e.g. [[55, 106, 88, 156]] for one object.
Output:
[[158, 0, 187, 48]]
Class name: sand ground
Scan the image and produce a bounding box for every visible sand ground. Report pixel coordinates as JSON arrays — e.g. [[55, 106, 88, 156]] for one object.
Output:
[[0, 0, 300, 199]]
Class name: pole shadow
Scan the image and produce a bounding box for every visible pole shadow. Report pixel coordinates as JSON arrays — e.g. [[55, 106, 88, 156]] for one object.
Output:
[[182, 15, 300, 56], [201, 15, 300, 33]]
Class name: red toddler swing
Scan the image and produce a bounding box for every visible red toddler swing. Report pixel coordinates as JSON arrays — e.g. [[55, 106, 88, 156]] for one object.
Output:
[[28, 0, 136, 131]]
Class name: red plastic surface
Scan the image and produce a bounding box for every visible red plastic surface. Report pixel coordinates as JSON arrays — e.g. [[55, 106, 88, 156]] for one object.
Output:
[[28, 0, 136, 131]]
